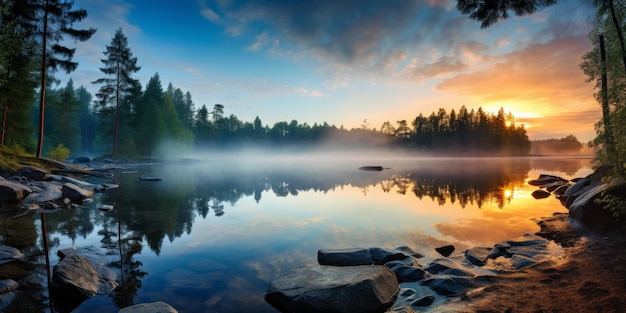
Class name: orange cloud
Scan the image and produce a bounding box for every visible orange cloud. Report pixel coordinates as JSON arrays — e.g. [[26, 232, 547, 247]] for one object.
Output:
[[436, 34, 599, 140]]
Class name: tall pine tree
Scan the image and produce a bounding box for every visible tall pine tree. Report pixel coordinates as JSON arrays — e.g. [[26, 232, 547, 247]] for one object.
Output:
[[93, 28, 140, 156], [30, 0, 96, 157]]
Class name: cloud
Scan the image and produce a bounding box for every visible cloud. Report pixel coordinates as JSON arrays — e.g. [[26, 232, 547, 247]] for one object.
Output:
[[201, 0, 459, 68], [201, 7, 220, 23], [402, 56, 468, 82], [246, 32, 269, 51], [436, 34, 594, 104]]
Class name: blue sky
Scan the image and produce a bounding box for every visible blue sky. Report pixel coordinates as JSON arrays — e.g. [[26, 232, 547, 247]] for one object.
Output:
[[60, 0, 599, 142]]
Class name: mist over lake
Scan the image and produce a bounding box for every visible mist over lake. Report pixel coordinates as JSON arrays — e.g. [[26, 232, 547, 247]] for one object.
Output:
[[0, 155, 593, 312]]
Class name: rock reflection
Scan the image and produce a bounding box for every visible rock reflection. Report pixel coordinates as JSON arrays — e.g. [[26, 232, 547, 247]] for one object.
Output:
[[0, 157, 592, 312]]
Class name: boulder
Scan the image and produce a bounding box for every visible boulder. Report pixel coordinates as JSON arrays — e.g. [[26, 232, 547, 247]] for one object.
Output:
[[318, 248, 372, 266], [318, 247, 411, 266], [72, 157, 91, 164], [52, 253, 118, 298], [411, 294, 436, 306], [0, 279, 18, 294], [394, 246, 424, 259], [435, 245, 455, 257], [369, 247, 411, 264], [0, 245, 24, 265], [568, 181, 626, 226], [265, 264, 399, 313], [13, 166, 48, 181], [0, 179, 31, 201], [464, 247, 491, 266], [531, 189, 551, 199], [61, 183, 94, 202], [387, 265, 427, 282], [421, 276, 476, 296], [425, 258, 469, 275], [119, 302, 178, 313]]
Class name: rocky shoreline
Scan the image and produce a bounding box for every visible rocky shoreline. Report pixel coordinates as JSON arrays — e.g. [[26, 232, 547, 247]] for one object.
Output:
[[0, 159, 179, 313], [264, 167, 626, 313]]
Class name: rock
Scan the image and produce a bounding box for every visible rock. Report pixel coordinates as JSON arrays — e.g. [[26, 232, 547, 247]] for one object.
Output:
[[435, 245, 455, 257], [531, 189, 551, 199], [385, 306, 416, 313], [138, 176, 162, 182], [52, 253, 118, 298], [13, 166, 48, 181], [61, 183, 94, 202], [0, 279, 18, 294], [385, 257, 420, 268], [425, 258, 462, 274], [394, 246, 424, 259], [0, 245, 24, 265], [359, 166, 385, 171], [369, 247, 410, 264], [0, 179, 32, 201], [487, 241, 511, 259], [564, 177, 591, 197], [528, 175, 567, 187], [569, 181, 624, 226], [553, 184, 570, 196], [511, 254, 538, 269], [119, 302, 178, 313], [464, 247, 491, 266], [411, 294, 435, 306], [265, 264, 399, 313], [20, 183, 62, 206], [421, 276, 476, 296], [440, 268, 475, 277], [73, 157, 91, 164], [388, 265, 427, 282], [318, 248, 372, 266]]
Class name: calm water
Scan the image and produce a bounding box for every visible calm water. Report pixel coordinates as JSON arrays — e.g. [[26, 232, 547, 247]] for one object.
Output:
[[0, 156, 593, 313]]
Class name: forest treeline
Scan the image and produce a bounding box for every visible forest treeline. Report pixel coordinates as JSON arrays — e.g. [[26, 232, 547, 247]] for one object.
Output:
[[24, 76, 536, 157]]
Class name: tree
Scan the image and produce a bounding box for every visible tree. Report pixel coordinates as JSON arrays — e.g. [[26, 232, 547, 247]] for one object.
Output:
[[456, 0, 558, 28], [93, 28, 140, 156], [135, 73, 165, 155], [77, 85, 95, 154], [30, 0, 96, 157], [0, 1, 39, 151], [48, 79, 81, 152]]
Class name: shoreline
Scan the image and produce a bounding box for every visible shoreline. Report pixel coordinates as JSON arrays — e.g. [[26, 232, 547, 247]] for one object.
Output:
[[437, 212, 626, 313]]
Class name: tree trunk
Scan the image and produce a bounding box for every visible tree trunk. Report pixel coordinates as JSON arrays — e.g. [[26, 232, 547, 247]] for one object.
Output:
[[599, 33, 615, 156], [608, 0, 626, 76], [36, 0, 49, 158], [1, 100, 6, 145]]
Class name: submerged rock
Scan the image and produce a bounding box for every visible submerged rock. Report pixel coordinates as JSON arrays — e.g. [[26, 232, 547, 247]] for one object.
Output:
[[265, 264, 399, 313], [119, 302, 178, 313]]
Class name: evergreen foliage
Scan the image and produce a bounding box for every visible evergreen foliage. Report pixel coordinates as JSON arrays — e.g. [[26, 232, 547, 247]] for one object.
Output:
[[93, 28, 141, 156]]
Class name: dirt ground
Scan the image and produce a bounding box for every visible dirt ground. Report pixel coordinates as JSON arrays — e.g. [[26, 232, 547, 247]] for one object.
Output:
[[441, 213, 626, 313]]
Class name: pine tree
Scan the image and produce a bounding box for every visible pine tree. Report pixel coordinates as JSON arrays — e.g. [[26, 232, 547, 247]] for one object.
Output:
[[93, 28, 140, 156], [29, 0, 97, 157]]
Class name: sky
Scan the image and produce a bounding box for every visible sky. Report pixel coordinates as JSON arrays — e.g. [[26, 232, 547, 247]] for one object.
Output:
[[59, 0, 600, 142]]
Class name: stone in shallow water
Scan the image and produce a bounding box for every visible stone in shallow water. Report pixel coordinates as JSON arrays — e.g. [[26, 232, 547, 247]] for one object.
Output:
[[421, 276, 476, 296], [435, 245, 455, 257], [265, 264, 399, 313], [118, 301, 178, 313], [318, 248, 372, 266], [411, 294, 435, 306], [464, 247, 491, 266]]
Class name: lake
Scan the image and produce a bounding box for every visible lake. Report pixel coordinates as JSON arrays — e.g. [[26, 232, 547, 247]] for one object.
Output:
[[0, 155, 594, 313]]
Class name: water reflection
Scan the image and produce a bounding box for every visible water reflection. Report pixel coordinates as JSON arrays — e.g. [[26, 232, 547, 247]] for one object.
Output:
[[0, 157, 593, 312]]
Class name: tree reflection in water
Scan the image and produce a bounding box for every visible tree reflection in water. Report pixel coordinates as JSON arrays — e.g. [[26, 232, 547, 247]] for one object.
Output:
[[0, 157, 592, 312]]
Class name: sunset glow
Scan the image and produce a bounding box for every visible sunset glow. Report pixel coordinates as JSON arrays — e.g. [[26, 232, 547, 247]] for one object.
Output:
[[61, 0, 600, 142]]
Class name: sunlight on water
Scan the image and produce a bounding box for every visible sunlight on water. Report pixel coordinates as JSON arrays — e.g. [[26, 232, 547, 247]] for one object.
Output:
[[0, 156, 594, 313]]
